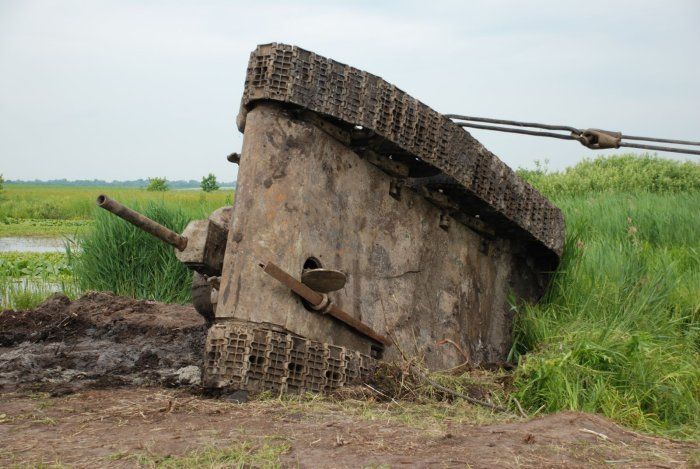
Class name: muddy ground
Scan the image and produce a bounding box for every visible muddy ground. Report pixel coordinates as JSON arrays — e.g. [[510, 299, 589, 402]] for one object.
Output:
[[1, 294, 696, 468], [0, 293, 206, 394]]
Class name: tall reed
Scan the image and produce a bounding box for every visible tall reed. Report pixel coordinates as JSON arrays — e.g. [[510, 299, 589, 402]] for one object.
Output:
[[511, 162, 700, 438], [69, 201, 193, 303]]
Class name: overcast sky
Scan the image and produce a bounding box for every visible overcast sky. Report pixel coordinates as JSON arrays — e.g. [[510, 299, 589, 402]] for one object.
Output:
[[1, 0, 698, 182]]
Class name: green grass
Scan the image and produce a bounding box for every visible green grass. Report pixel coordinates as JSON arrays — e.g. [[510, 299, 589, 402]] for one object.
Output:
[[0, 184, 232, 223], [0, 274, 79, 310], [69, 201, 193, 303], [0, 184, 234, 302], [0, 218, 92, 237], [511, 155, 700, 438]]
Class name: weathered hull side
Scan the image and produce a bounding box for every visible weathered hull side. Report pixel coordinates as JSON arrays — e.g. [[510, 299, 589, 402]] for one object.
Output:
[[213, 103, 547, 371]]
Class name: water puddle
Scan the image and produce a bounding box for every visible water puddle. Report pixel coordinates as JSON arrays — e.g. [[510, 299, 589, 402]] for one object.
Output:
[[0, 237, 67, 253]]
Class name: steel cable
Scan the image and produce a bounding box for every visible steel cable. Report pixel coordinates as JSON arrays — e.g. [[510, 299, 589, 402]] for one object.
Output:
[[447, 114, 700, 156]]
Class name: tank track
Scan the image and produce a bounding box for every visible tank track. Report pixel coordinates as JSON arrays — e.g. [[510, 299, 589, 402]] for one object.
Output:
[[239, 43, 565, 261], [204, 322, 375, 393]]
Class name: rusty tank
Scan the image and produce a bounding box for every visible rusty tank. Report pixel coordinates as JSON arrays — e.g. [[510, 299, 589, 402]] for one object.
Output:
[[97, 43, 565, 395]]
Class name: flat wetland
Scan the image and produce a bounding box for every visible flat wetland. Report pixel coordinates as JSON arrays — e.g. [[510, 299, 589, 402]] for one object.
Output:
[[0, 184, 232, 237], [0, 156, 698, 466], [0, 184, 233, 309]]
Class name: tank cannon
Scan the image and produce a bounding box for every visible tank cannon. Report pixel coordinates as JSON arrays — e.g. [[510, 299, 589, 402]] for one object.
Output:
[[97, 194, 230, 323]]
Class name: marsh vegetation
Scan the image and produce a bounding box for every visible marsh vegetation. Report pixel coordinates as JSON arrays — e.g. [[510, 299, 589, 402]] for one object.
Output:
[[1, 154, 698, 439]]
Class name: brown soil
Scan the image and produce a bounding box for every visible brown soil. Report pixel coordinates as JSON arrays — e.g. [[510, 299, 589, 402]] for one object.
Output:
[[1, 294, 696, 468], [1, 388, 694, 468], [0, 292, 206, 394]]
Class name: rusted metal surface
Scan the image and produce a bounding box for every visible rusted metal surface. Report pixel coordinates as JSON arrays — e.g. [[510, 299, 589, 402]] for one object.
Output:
[[98, 44, 569, 392], [203, 321, 375, 392], [96, 195, 188, 251], [260, 261, 392, 348], [177, 206, 231, 276], [578, 129, 622, 150], [301, 268, 347, 293], [238, 43, 565, 260], [217, 102, 551, 369]]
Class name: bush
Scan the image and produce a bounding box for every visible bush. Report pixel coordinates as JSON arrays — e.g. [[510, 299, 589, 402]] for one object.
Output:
[[517, 154, 700, 198], [69, 201, 191, 303], [146, 177, 169, 192], [200, 173, 220, 192]]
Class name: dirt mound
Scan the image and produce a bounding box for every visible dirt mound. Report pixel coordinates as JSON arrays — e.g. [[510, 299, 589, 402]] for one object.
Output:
[[0, 292, 206, 394]]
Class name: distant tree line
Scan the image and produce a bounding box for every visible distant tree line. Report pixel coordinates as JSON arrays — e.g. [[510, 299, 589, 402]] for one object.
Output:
[[6, 178, 236, 189]]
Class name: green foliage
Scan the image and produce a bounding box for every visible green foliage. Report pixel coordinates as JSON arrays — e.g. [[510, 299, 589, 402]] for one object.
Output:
[[5, 288, 44, 310], [511, 191, 700, 438], [0, 253, 72, 279], [0, 253, 79, 309], [517, 154, 700, 198], [146, 177, 169, 192], [69, 201, 192, 303], [0, 277, 78, 310], [200, 173, 220, 192], [0, 174, 4, 192]]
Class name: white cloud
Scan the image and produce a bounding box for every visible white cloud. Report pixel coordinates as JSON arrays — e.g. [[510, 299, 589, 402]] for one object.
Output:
[[0, 0, 698, 180]]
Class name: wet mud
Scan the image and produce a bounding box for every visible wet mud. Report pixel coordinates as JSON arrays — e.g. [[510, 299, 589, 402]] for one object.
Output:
[[0, 292, 206, 395]]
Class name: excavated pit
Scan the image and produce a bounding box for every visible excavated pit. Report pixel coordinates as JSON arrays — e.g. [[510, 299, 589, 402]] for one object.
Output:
[[0, 292, 206, 395]]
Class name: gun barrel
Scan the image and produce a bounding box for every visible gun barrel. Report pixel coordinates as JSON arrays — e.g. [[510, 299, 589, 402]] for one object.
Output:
[[96, 194, 188, 251]]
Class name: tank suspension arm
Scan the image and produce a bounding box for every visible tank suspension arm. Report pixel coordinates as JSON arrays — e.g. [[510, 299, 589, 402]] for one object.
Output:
[[446, 114, 700, 156], [96, 194, 188, 251]]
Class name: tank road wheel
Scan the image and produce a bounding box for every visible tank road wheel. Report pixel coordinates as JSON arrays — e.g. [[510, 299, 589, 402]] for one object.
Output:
[[191, 272, 214, 325]]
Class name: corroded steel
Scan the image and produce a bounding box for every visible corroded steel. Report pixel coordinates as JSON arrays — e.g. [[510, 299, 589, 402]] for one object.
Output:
[[203, 321, 375, 393], [260, 261, 392, 347], [96, 195, 188, 251], [447, 114, 700, 155], [219, 102, 552, 370], [301, 268, 347, 293], [96, 45, 572, 395], [238, 43, 565, 259]]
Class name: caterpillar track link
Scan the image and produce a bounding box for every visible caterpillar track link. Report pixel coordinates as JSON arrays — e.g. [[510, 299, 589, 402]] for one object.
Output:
[[239, 43, 564, 262], [203, 322, 375, 393]]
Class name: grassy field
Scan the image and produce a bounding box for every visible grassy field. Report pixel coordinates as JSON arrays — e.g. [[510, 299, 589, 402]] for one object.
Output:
[[1, 154, 698, 439], [0, 185, 232, 306], [0, 218, 92, 237], [0, 185, 232, 236], [510, 192, 699, 438], [512, 155, 699, 438]]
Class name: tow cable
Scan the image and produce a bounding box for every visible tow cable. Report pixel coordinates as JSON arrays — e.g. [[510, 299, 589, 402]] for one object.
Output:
[[446, 114, 700, 156]]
